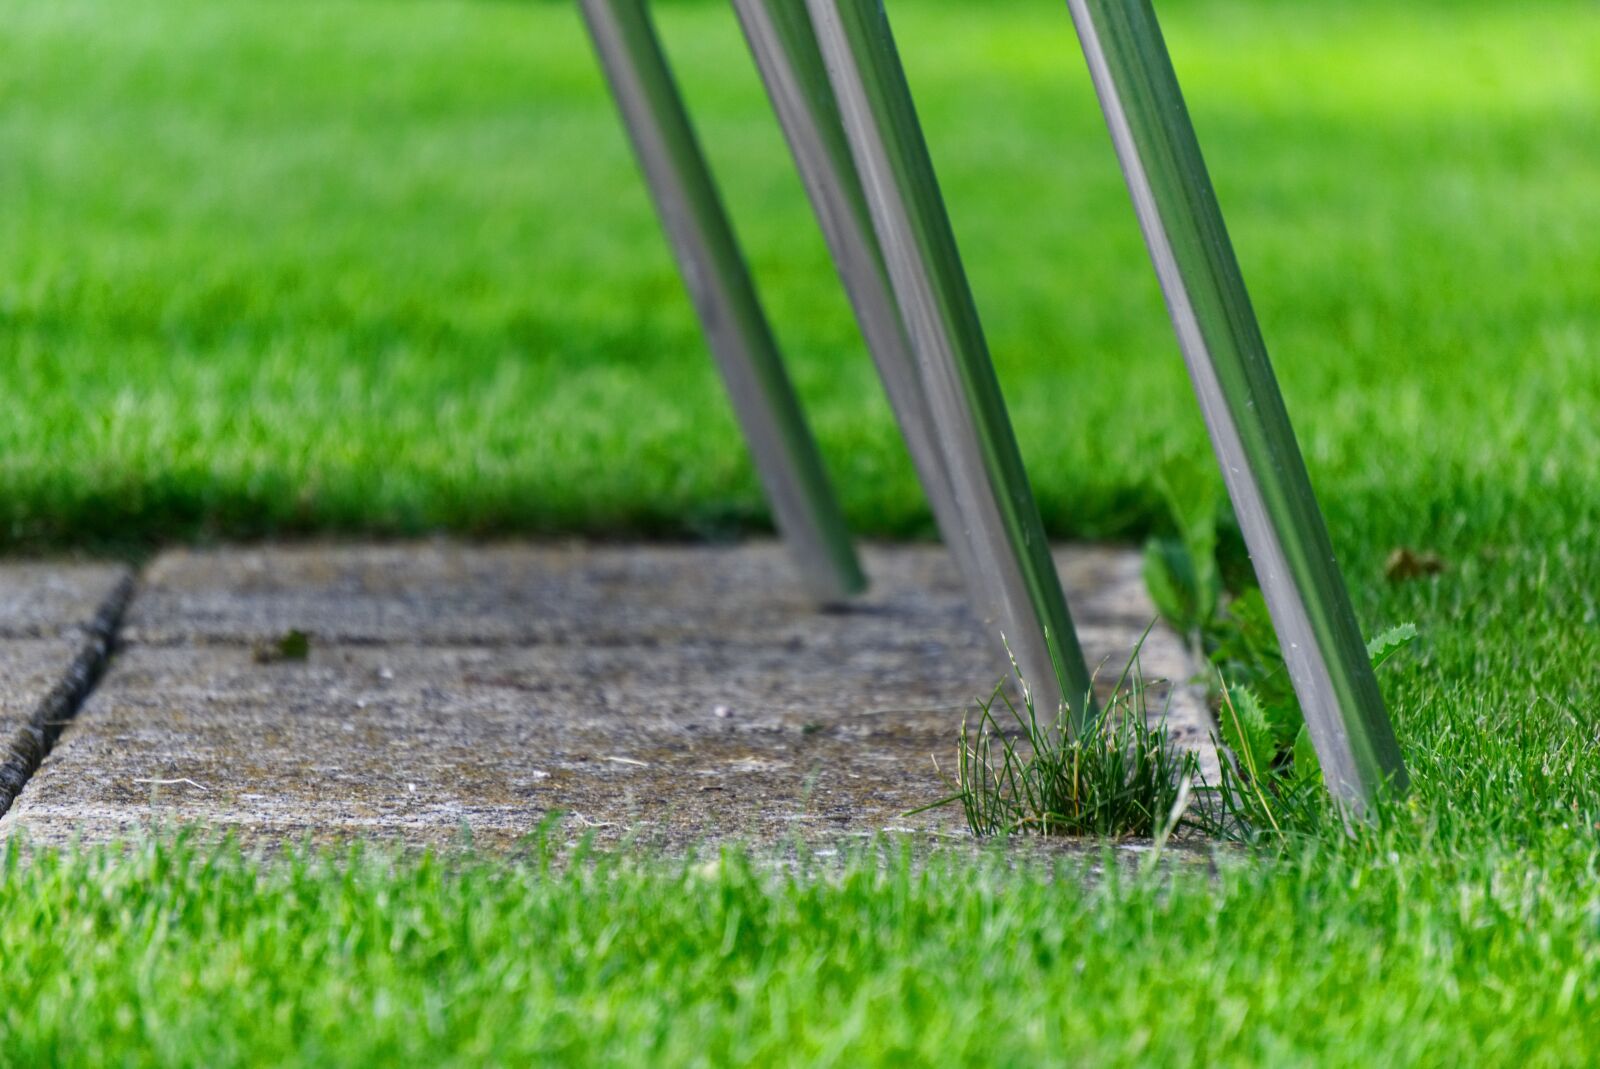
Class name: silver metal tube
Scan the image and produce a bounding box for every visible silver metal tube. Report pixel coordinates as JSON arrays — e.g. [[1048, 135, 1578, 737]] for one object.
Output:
[[1064, 0, 1407, 811], [578, 0, 864, 601], [729, 0, 999, 638], [806, 0, 1096, 725]]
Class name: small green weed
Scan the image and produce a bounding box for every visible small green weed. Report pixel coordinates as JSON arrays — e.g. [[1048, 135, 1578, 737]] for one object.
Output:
[[252, 628, 311, 664], [1141, 461, 1417, 832]]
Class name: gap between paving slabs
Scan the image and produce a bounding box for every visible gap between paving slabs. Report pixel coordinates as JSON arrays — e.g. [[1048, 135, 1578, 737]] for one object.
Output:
[[0, 564, 135, 815], [0, 542, 1217, 852]]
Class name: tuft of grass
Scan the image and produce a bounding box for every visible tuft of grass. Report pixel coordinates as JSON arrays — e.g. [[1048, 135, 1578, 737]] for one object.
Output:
[[921, 642, 1214, 840]]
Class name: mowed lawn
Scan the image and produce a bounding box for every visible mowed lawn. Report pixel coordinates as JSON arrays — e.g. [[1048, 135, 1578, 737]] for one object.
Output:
[[3, 0, 1600, 1064]]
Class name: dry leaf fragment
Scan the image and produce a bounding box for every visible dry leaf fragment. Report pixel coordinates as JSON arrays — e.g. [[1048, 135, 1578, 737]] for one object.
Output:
[[1384, 547, 1445, 582]]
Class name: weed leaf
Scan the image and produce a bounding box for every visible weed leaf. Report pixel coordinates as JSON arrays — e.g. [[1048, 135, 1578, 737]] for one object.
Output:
[[1142, 536, 1201, 635], [1221, 683, 1275, 776], [1292, 724, 1322, 785], [1366, 622, 1419, 670]]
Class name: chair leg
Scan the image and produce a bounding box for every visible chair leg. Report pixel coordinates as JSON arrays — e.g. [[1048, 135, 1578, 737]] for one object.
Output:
[[806, 0, 1097, 728], [730, 0, 998, 642], [1064, 0, 1407, 813], [578, 0, 864, 602]]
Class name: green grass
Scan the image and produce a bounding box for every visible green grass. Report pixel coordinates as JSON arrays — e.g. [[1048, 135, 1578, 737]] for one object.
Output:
[[2, 0, 1596, 552], [4, 0, 1600, 1063], [1, 830, 1596, 1068]]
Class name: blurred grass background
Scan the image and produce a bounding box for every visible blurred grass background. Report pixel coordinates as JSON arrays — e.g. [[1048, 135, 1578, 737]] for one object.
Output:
[[3, 0, 1595, 560]]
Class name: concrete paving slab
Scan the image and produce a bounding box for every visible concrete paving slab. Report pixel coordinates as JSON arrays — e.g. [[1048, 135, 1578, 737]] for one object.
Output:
[[0, 564, 134, 812], [120, 542, 1153, 647], [4, 543, 1213, 850], [0, 563, 133, 640]]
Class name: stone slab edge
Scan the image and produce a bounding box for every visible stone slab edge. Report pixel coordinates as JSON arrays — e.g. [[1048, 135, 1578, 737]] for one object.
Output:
[[0, 570, 135, 815]]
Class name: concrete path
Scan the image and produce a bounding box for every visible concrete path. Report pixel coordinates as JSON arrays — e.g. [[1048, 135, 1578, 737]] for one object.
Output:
[[0, 542, 1213, 850]]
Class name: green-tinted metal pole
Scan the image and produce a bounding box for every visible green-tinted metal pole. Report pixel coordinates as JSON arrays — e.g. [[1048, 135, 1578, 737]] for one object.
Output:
[[806, 0, 1096, 727], [729, 0, 999, 637], [1064, 0, 1406, 812], [578, 0, 864, 602]]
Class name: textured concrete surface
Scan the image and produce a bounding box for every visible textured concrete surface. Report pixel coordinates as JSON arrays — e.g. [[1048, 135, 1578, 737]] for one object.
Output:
[[119, 541, 1158, 647], [0, 564, 133, 811], [3, 543, 1213, 850]]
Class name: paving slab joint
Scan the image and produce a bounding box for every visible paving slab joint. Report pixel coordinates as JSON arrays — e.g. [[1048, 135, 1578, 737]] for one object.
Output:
[[0, 569, 137, 817]]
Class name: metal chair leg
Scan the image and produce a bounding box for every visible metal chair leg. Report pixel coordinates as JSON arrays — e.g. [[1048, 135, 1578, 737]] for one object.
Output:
[[806, 0, 1097, 727], [730, 0, 1000, 640], [578, 0, 864, 602], [1064, 0, 1407, 812]]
